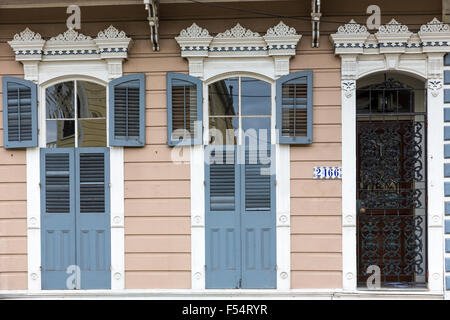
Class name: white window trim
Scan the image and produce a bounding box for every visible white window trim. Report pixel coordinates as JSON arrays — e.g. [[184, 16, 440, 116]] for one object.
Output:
[[8, 26, 132, 291], [175, 21, 301, 290], [330, 18, 450, 293]]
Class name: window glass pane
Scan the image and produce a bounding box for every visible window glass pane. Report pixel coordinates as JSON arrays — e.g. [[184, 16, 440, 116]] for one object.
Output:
[[78, 120, 107, 147], [242, 117, 271, 146], [208, 78, 239, 116], [46, 120, 75, 148], [241, 77, 271, 115], [77, 81, 107, 119], [209, 117, 238, 145], [46, 81, 75, 119]]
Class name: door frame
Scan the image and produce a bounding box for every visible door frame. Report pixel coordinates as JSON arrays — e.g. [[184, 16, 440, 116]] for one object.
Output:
[[339, 59, 444, 293], [26, 69, 125, 291], [331, 18, 449, 293], [189, 66, 291, 291]]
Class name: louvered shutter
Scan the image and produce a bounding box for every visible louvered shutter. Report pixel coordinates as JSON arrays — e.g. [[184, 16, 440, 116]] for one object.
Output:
[[109, 74, 146, 147], [243, 149, 271, 211], [240, 146, 276, 288], [205, 146, 241, 288], [2, 77, 38, 148], [209, 148, 236, 211], [40, 148, 76, 289], [167, 72, 202, 146], [75, 148, 111, 289], [276, 71, 313, 144]]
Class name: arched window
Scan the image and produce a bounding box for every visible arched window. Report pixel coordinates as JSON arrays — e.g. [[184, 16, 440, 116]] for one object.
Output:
[[208, 76, 271, 147], [45, 80, 107, 148]]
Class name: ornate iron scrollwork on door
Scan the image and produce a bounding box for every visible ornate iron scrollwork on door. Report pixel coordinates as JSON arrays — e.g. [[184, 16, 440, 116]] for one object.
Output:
[[356, 74, 427, 288]]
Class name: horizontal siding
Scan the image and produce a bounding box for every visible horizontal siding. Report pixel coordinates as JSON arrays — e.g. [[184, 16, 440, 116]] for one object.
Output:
[[123, 24, 191, 287], [291, 271, 342, 289], [0, 14, 28, 289], [125, 198, 190, 217], [126, 271, 190, 289], [0, 237, 27, 254], [0, 255, 27, 272], [125, 217, 190, 235], [0, 273, 27, 290], [126, 235, 190, 252], [291, 216, 342, 235], [291, 198, 341, 216], [291, 253, 342, 271], [125, 181, 190, 199], [125, 253, 190, 271], [291, 235, 342, 253]]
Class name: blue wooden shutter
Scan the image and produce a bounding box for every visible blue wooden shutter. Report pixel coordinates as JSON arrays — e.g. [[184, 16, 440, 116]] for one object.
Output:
[[2, 77, 38, 148], [276, 71, 313, 144], [167, 72, 202, 146], [109, 74, 146, 146], [41, 148, 76, 289], [75, 148, 111, 289], [205, 146, 241, 288], [240, 146, 276, 288]]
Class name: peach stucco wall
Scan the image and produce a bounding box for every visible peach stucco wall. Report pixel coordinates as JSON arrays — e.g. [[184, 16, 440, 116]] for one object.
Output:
[[0, 0, 443, 290]]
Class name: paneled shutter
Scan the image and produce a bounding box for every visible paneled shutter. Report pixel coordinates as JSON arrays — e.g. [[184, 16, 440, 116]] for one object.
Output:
[[2, 77, 38, 148], [205, 146, 241, 288], [167, 72, 202, 146], [109, 74, 146, 147], [75, 148, 111, 289], [276, 71, 313, 144], [240, 146, 276, 288], [41, 148, 76, 289]]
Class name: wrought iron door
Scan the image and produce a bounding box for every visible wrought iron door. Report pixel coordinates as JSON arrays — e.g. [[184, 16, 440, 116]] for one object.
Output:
[[356, 76, 427, 288]]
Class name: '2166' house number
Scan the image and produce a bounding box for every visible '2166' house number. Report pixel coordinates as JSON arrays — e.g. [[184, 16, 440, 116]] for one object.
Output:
[[313, 166, 342, 179]]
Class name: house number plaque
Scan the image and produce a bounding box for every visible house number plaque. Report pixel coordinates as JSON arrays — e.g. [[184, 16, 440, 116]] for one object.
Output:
[[313, 166, 342, 179]]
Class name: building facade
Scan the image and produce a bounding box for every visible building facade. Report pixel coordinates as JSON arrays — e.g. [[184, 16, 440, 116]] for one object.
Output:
[[0, 0, 449, 299]]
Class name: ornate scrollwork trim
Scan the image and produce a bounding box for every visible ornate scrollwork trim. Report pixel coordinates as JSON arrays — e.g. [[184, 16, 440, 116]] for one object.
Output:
[[175, 21, 301, 58], [8, 26, 131, 62], [342, 81, 356, 98]]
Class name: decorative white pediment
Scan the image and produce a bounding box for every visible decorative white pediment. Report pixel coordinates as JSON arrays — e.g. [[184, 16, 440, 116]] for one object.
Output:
[[8, 25, 131, 63], [374, 19, 412, 53], [376, 19, 410, 35], [8, 28, 45, 59], [175, 23, 213, 57], [13, 27, 43, 42], [175, 21, 301, 60], [336, 19, 370, 35], [331, 17, 450, 55], [179, 23, 211, 38], [419, 17, 450, 34], [8, 26, 132, 81], [97, 25, 128, 40], [330, 20, 370, 54], [265, 21, 297, 37], [48, 28, 92, 42], [94, 25, 132, 59], [216, 23, 260, 38], [418, 18, 450, 52]]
